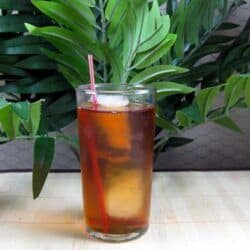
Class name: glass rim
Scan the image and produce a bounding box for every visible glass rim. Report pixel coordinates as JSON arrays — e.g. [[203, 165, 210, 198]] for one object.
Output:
[[76, 83, 154, 95]]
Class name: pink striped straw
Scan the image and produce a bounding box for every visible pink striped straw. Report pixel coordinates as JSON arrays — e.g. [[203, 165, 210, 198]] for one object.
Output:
[[88, 54, 98, 105], [87, 54, 108, 232]]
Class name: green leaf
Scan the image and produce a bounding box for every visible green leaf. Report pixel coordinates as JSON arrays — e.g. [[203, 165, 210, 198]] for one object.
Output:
[[26, 23, 103, 60], [165, 137, 194, 148], [0, 104, 20, 139], [42, 47, 89, 74], [103, 46, 124, 83], [25, 24, 80, 48], [150, 0, 161, 21], [206, 35, 235, 44], [106, 0, 128, 39], [177, 103, 202, 126], [44, 50, 89, 88], [153, 82, 194, 99], [176, 110, 191, 128], [42, 48, 86, 71], [30, 101, 42, 135], [0, 100, 43, 139], [214, 116, 243, 133], [31, 0, 95, 37], [122, 4, 142, 68], [129, 65, 188, 84], [23, 101, 42, 135], [185, 0, 202, 45], [139, 0, 169, 46], [0, 98, 8, 108], [225, 74, 247, 111], [245, 80, 250, 107], [166, 0, 173, 15], [71, 0, 94, 7], [15, 55, 56, 70], [170, 0, 233, 60], [174, 74, 250, 131], [1, 75, 71, 94], [196, 86, 220, 121], [33, 136, 55, 199], [57, 64, 80, 88], [218, 22, 239, 30], [138, 24, 169, 53], [53, 0, 96, 25], [219, 40, 249, 80], [202, 0, 214, 30], [42, 48, 88, 83], [134, 34, 177, 69], [0, 36, 48, 55], [156, 113, 178, 132], [172, 63, 219, 83], [139, 4, 153, 42], [11, 101, 30, 121], [0, 64, 29, 77], [184, 44, 228, 67], [221, 56, 250, 75], [172, 0, 185, 58]]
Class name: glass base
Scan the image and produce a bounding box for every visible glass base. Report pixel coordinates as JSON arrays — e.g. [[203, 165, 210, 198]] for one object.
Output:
[[87, 227, 148, 243]]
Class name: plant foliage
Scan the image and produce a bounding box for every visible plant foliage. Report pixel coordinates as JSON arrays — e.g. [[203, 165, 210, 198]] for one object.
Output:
[[0, 97, 42, 141], [0, 0, 76, 133], [0, 0, 249, 197]]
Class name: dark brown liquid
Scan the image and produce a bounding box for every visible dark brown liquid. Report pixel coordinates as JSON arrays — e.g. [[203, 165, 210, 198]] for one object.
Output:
[[77, 104, 155, 234]]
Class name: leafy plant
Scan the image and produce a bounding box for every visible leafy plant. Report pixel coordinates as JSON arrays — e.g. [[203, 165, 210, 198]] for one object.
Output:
[[155, 74, 250, 156], [166, 0, 249, 84], [0, 98, 42, 141], [0, 0, 249, 198], [0, 0, 76, 132]]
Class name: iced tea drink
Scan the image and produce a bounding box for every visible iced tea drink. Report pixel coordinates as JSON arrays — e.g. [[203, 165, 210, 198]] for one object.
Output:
[[76, 84, 155, 242]]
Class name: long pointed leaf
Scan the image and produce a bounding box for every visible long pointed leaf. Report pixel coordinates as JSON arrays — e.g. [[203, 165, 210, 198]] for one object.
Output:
[[196, 86, 220, 121], [33, 137, 55, 199], [214, 116, 243, 133], [0, 104, 20, 139], [225, 74, 247, 111], [134, 34, 177, 69], [23, 100, 42, 135], [11, 101, 30, 121], [153, 82, 194, 99], [31, 0, 95, 38], [130, 65, 188, 84]]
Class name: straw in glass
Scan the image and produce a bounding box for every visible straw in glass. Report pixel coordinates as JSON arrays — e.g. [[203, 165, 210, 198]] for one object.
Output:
[[87, 54, 108, 233], [88, 55, 98, 106]]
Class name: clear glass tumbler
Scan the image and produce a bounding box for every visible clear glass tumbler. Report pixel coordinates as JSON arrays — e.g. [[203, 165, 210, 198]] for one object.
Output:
[[76, 84, 155, 242]]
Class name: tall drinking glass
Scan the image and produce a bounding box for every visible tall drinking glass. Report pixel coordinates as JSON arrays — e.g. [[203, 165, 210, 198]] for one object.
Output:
[[76, 84, 155, 242]]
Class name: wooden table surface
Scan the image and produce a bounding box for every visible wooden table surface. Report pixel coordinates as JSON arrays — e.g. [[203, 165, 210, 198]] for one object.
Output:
[[1, 171, 250, 250]]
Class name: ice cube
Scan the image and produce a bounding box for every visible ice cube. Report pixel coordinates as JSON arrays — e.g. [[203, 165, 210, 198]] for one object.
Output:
[[97, 95, 129, 107], [106, 169, 144, 218]]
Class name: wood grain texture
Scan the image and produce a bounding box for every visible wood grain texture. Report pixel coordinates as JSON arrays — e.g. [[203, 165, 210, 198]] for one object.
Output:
[[1, 172, 250, 250]]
